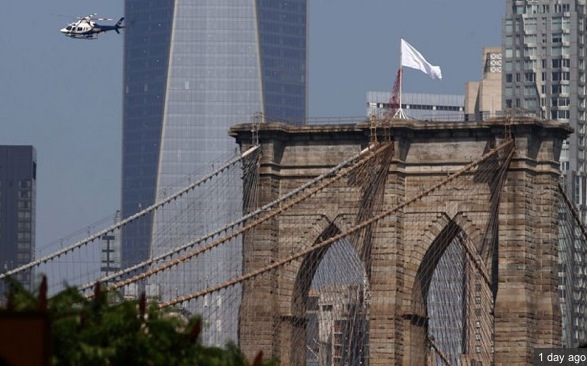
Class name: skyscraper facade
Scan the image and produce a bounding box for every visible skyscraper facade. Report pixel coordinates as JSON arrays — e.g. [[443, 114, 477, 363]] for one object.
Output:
[[503, 0, 587, 347], [464, 47, 503, 121], [121, 1, 307, 343], [503, 0, 586, 216], [122, 0, 307, 267], [0, 146, 36, 300]]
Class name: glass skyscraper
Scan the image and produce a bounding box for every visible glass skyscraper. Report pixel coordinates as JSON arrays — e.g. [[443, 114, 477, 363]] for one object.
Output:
[[0, 146, 36, 302], [121, 1, 307, 343]]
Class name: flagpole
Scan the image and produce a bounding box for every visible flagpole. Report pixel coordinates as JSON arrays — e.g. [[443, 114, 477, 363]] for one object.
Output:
[[394, 38, 408, 119], [399, 38, 403, 115]]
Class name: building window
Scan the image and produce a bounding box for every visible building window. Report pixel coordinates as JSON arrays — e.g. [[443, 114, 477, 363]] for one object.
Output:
[[17, 232, 31, 241], [525, 98, 538, 109], [553, 46, 562, 57], [17, 211, 31, 219], [556, 110, 570, 119], [553, 71, 561, 81], [562, 18, 570, 31], [552, 17, 562, 31], [525, 72, 535, 82], [524, 18, 537, 32], [524, 59, 536, 69], [575, 176, 581, 204], [524, 34, 536, 44], [524, 46, 537, 57], [552, 85, 562, 94], [553, 97, 570, 107], [17, 253, 30, 262], [525, 86, 536, 96], [553, 59, 562, 68], [526, 4, 538, 14]]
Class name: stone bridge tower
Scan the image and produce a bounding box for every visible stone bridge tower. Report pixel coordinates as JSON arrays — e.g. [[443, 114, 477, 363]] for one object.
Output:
[[230, 118, 571, 365]]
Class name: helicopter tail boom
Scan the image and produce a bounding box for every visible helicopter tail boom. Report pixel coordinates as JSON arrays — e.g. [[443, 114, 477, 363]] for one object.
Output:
[[114, 17, 125, 34]]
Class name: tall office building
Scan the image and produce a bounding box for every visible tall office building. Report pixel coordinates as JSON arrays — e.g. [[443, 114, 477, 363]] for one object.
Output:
[[503, 0, 586, 216], [504, 0, 586, 347], [121, 1, 307, 344], [0, 146, 36, 301]]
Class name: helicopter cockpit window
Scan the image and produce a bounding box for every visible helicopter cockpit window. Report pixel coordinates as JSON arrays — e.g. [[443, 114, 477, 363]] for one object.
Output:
[[66, 26, 72, 30]]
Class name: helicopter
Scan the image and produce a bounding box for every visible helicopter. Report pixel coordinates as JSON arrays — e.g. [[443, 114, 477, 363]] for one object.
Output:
[[60, 14, 125, 39]]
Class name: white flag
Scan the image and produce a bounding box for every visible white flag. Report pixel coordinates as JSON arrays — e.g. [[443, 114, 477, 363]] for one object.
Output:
[[401, 39, 442, 80]]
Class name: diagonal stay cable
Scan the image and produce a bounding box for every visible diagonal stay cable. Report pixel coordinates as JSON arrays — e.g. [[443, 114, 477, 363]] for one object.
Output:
[[558, 182, 587, 241], [460, 146, 515, 286], [0, 146, 260, 281], [81, 143, 384, 291], [88, 142, 393, 295], [158, 139, 514, 308], [429, 336, 454, 366]]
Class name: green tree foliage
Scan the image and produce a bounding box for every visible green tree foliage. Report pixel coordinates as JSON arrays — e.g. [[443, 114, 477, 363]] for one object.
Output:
[[1, 277, 274, 366]]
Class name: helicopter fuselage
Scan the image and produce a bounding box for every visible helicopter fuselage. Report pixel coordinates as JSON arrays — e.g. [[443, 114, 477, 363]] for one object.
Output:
[[60, 17, 124, 40]]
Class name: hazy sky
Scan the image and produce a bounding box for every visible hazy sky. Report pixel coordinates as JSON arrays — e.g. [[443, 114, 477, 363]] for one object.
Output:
[[0, 0, 504, 252]]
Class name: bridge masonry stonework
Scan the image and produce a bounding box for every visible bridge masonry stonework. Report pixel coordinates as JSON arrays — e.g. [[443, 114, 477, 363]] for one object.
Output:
[[230, 118, 572, 365]]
